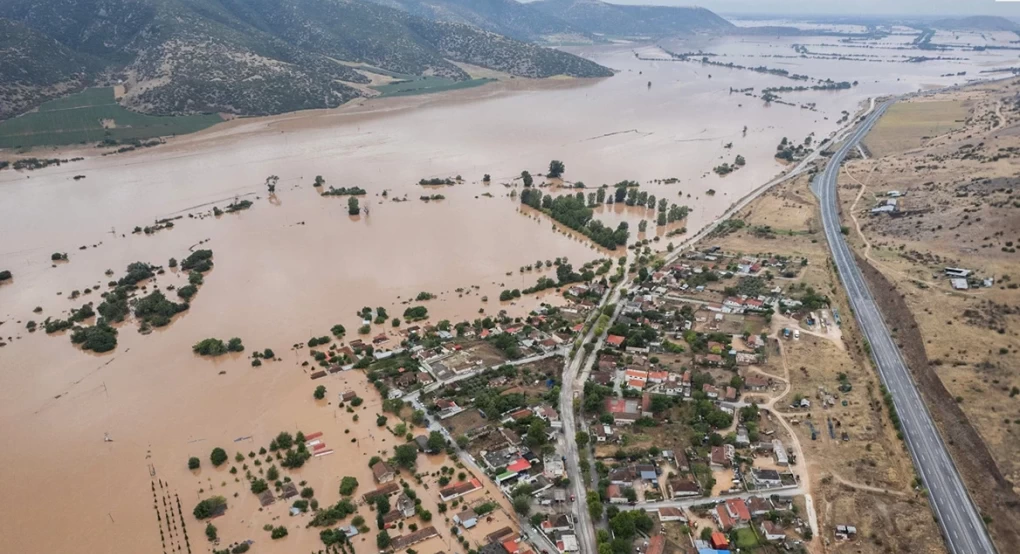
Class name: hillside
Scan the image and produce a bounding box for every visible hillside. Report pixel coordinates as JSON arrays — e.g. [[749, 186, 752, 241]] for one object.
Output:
[[0, 19, 104, 120], [365, 0, 583, 42], [0, 0, 612, 120], [931, 15, 1020, 32], [530, 0, 733, 38]]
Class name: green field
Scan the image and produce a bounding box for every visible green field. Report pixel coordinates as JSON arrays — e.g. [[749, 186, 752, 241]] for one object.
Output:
[[371, 77, 495, 98], [0, 88, 222, 149]]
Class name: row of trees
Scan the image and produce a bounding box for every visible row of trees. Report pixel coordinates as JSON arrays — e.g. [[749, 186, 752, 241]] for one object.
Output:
[[520, 189, 629, 250]]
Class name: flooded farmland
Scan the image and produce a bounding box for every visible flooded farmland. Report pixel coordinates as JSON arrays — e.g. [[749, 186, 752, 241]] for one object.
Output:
[[1, 31, 1018, 553]]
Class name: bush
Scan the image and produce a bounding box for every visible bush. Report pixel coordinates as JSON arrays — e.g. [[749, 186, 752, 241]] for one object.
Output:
[[0, 270, 11, 281], [210, 447, 228, 466], [227, 337, 244, 352], [270, 526, 288, 539], [314, 385, 327, 400], [188, 456, 201, 470], [205, 522, 218, 542]]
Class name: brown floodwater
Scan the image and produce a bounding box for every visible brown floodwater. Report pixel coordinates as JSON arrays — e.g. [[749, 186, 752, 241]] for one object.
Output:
[[1, 36, 1017, 553]]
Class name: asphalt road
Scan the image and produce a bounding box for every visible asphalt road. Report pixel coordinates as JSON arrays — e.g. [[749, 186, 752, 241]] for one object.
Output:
[[813, 102, 996, 554]]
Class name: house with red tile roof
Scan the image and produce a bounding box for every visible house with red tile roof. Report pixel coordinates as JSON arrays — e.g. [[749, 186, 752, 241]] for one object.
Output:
[[606, 335, 626, 348], [711, 532, 729, 549], [725, 498, 751, 527]]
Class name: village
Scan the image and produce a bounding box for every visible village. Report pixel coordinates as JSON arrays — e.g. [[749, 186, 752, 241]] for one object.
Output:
[[247, 235, 872, 554]]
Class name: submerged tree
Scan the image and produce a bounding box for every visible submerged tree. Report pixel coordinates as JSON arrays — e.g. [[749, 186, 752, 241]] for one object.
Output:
[[348, 197, 360, 216], [265, 175, 279, 194], [547, 160, 565, 178]]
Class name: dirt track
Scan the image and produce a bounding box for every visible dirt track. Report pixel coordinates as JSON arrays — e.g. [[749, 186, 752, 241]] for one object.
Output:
[[855, 252, 1020, 551]]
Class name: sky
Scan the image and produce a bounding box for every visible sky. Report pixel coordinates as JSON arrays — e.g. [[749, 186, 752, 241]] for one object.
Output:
[[604, 0, 1020, 17]]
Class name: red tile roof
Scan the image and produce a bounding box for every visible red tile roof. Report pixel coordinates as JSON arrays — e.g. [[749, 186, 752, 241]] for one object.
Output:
[[606, 335, 625, 347]]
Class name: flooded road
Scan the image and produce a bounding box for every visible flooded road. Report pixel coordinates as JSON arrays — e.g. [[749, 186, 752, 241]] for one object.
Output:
[[0, 35, 1016, 553]]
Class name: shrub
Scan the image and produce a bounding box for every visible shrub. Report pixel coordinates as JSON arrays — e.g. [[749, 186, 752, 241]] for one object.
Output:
[[270, 526, 288, 539], [227, 337, 244, 352], [205, 522, 218, 542], [314, 385, 327, 400], [188, 457, 201, 470], [0, 270, 11, 281]]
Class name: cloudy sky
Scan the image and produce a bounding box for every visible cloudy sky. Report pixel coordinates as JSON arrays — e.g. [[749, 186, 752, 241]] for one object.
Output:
[[605, 0, 1020, 17]]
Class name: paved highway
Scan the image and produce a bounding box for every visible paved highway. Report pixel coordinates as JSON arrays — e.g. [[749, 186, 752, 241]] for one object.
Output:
[[813, 101, 996, 554]]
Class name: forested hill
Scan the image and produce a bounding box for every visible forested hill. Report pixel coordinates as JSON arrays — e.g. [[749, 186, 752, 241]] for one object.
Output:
[[529, 0, 734, 38], [0, 0, 613, 120]]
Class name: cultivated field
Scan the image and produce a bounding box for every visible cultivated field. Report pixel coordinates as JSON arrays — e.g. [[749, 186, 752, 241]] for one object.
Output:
[[0, 87, 221, 148]]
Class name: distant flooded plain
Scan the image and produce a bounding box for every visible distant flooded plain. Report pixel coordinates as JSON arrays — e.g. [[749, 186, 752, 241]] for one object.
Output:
[[0, 35, 1017, 553]]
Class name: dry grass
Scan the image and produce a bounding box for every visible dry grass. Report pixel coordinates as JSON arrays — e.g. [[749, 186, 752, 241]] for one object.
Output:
[[863, 100, 969, 157], [706, 169, 948, 553]]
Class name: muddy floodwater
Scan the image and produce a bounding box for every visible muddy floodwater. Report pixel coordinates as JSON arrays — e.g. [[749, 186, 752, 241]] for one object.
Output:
[[1, 35, 1017, 553]]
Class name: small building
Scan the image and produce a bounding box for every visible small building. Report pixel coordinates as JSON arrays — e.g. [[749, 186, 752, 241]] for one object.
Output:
[[606, 484, 628, 504], [773, 439, 789, 466], [669, 478, 700, 498], [710, 531, 730, 550], [258, 490, 276, 507], [656, 507, 686, 522], [439, 478, 483, 502], [710, 445, 734, 469], [761, 521, 786, 541], [636, 464, 658, 481], [372, 461, 395, 483], [606, 335, 626, 349], [951, 278, 969, 290], [454, 509, 478, 529]]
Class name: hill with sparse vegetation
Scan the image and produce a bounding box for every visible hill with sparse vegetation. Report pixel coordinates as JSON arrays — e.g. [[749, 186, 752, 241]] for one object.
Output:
[[0, 0, 612, 121], [529, 0, 733, 38]]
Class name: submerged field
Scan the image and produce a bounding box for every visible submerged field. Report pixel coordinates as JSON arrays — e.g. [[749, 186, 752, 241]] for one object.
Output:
[[0, 88, 222, 149], [370, 76, 496, 97]]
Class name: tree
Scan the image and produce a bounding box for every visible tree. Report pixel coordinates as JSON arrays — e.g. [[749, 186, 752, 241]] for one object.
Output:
[[265, 175, 279, 193], [193, 496, 227, 519], [314, 175, 325, 187], [483, 174, 491, 182], [548, 160, 565, 178], [339, 476, 359, 496], [266, 465, 279, 481], [188, 456, 201, 470], [513, 494, 531, 516], [227, 337, 244, 352], [427, 431, 445, 452], [251, 478, 269, 494], [377, 530, 392, 549], [210, 447, 228, 467], [314, 385, 327, 400], [205, 522, 218, 541], [270, 526, 288, 539], [394, 443, 418, 469], [456, 435, 469, 449], [521, 171, 533, 187], [575, 431, 590, 447], [348, 197, 360, 215]]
